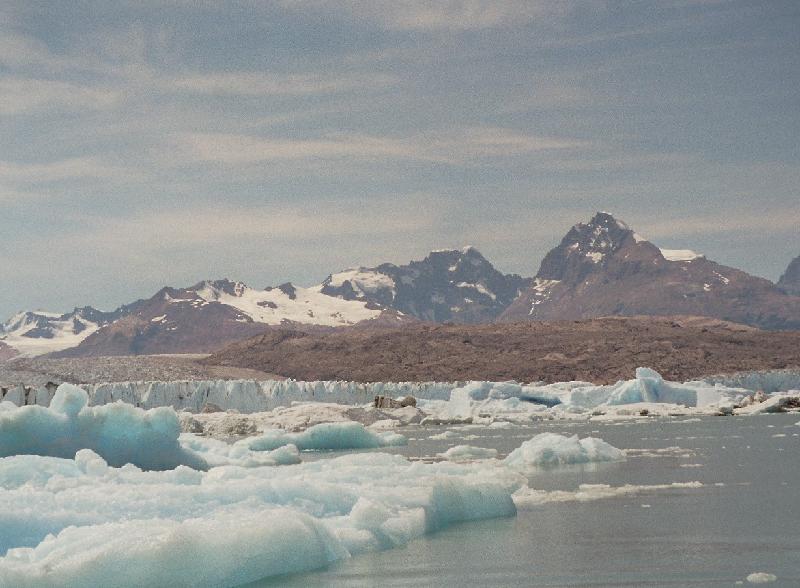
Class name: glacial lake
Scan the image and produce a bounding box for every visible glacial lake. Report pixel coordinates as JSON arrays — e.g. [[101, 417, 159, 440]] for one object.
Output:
[[256, 414, 800, 587]]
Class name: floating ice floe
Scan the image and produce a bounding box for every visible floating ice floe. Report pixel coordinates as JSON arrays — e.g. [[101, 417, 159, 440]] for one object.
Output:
[[746, 572, 778, 584], [2, 400, 708, 588], [180, 401, 423, 438], [0, 449, 522, 586], [244, 421, 406, 451], [504, 433, 625, 469], [512, 481, 703, 507], [437, 445, 498, 462]]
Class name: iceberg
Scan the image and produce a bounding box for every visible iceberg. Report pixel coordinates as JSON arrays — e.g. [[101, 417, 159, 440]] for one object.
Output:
[[0, 449, 521, 585], [244, 421, 407, 452], [437, 445, 498, 462], [0, 384, 206, 471], [504, 433, 625, 469]]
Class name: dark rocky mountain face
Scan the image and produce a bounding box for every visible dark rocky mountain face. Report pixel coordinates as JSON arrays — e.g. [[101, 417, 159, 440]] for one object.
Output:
[[500, 212, 800, 330], [0, 341, 18, 361], [53, 284, 270, 357], [320, 247, 531, 324], [778, 255, 800, 296]]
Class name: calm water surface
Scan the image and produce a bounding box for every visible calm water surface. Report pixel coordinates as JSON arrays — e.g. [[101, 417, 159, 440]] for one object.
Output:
[[254, 415, 800, 587]]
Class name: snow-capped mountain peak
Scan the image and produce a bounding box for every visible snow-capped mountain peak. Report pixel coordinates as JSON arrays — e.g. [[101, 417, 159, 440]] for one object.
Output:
[[0, 307, 111, 357], [321, 248, 530, 324], [502, 212, 800, 330]]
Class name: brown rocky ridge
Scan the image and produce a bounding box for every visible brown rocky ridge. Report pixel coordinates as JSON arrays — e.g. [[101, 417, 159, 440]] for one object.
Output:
[[203, 316, 800, 384]]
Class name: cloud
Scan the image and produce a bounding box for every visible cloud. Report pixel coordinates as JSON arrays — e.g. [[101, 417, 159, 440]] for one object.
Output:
[[176, 127, 591, 166], [0, 78, 120, 115], [283, 1, 579, 31], [630, 209, 800, 240], [0, 157, 133, 183], [168, 72, 398, 96]]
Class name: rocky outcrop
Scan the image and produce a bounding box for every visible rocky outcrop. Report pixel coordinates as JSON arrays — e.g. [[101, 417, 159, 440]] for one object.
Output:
[[500, 212, 800, 330], [321, 247, 530, 324]]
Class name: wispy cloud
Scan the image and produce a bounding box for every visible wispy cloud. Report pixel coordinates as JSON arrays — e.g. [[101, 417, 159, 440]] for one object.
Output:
[[176, 127, 591, 166], [0, 78, 120, 115], [60, 193, 452, 255], [168, 71, 398, 96], [283, 0, 582, 31], [0, 157, 133, 183]]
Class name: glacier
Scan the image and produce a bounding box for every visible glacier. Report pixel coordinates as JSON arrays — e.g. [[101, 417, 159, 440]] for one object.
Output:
[[3, 369, 799, 423]]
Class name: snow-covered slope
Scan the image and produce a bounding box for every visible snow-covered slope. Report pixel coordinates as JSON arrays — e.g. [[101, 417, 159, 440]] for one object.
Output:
[[0, 308, 114, 358], [193, 280, 385, 327]]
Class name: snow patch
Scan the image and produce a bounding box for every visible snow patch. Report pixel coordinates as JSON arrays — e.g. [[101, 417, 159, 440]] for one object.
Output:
[[326, 268, 396, 296], [660, 248, 704, 262], [195, 281, 382, 327]]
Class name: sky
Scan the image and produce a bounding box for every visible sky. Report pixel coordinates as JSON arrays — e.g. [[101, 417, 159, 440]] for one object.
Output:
[[1, 0, 799, 319]]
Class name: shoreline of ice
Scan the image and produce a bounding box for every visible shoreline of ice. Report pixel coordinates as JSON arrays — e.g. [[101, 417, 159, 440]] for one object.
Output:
[[1, 369, 799, 425]]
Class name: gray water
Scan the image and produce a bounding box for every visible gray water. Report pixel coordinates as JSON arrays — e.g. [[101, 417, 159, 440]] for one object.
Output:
[[255, 415, 800, 587]]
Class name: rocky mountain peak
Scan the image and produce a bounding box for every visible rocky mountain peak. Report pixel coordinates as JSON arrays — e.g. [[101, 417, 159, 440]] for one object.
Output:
[[778, 255, 800, 295], [537, 212, 647, 283], [322, 247, 530, 324], [501, 212, 800, 330], [191, 279, 248, 298]]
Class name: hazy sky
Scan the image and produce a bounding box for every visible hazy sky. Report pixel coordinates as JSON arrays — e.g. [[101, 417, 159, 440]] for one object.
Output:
[[1, 0, 799, 319]]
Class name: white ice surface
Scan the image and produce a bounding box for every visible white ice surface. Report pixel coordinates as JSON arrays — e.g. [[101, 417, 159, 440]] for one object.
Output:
[[4, 369, 798, 425], [504, 433, 625, 468], [0, 450, 522, 586], [244, 421, 406, 451], [437, 445, 498, 462], [0, 384, 206, 471], [513, 481, 703, 507], [746, 572, 778, 584]]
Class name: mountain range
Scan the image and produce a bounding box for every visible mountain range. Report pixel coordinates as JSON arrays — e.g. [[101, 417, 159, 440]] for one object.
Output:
[[2, 212, 799, 359]]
